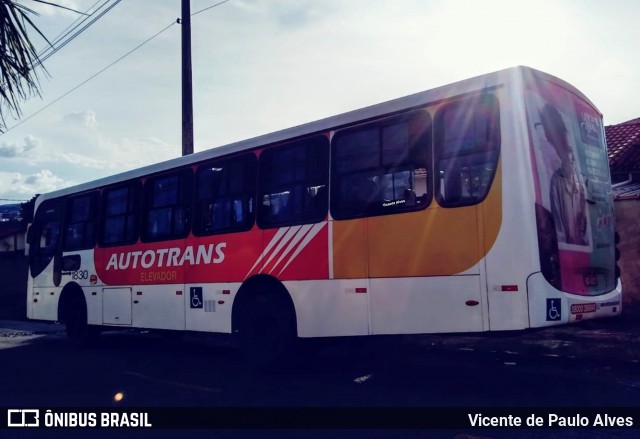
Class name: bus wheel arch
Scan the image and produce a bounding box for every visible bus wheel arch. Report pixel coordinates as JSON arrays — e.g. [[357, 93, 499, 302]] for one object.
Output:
[[232, 274, 298, 368], [58, 283, 99, 347]]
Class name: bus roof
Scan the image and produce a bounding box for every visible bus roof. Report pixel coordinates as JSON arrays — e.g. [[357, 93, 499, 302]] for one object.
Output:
[[34, 65, 596, 207]]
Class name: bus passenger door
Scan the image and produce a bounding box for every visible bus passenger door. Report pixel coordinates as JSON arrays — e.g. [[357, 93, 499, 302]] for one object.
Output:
[[28, 199, 63, 290], [28, 199, 63, 321]]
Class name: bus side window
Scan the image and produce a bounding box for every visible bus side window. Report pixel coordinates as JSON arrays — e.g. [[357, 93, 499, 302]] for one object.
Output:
[[194, 154, 256, 236], [40, 220, 60, 253], [331, 110, 431, 220], [64, 192, 99, 251], [100, 183, 141, 247], [31, 200, 62, 257], [258, 136, 329, 229], [142, 169, 192, 242], [434, 94, 500, 208]]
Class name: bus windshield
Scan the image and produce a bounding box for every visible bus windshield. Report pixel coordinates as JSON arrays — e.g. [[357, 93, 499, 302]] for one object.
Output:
[[525, 75, 616, 296]]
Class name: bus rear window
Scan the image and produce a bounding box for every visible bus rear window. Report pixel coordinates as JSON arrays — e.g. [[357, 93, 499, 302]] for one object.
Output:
[[434, 94, 500, 208]]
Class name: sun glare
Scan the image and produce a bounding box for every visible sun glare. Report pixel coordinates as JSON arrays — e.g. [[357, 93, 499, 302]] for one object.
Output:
[[428, 0, 573, 73]]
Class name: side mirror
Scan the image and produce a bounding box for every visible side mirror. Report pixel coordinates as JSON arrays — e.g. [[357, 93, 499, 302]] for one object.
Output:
[[26, 225, 33, 244], [24, 225, 33, 257]]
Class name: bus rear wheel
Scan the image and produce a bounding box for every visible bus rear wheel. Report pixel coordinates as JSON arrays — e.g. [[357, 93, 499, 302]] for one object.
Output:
[[236, 294, 297, 370]]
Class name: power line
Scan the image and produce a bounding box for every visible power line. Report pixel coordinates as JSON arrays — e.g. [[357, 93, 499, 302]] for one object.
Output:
[[191, 0, 231, 17], [29, 0, 90, 16], [3, 21, 177, 134], [35, 0, 123, 67], [38, 0, 111, 54], [31, 0, 107, 56], [35, 0, 228, 65], [2, 0, 233, 134], [39, 0, 104, 52]]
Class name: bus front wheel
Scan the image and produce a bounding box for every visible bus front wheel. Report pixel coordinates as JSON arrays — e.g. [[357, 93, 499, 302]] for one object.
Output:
[[62, 293, 100, 348]]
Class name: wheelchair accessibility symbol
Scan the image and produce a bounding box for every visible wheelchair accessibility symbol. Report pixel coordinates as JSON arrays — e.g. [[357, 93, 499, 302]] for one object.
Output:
[[190, 287, 203, 309], [546, 298, 561, 321]]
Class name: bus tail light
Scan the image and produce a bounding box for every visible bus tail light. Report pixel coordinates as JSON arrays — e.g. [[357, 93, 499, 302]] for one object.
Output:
[[615, 232, 621, 281], [501, 285, 518, 292], [584, 273, 598, 287]]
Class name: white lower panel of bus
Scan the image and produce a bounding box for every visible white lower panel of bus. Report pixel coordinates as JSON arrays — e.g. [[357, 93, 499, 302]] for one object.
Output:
[[288, 276, 484, 338], [30, 287, 61, 321], [103, 287, 132, 325], [97, 283, 239, 333], [116, 284, 186, 331], [185, 283, 240, 334], [369, 275, 484, 335], [287, 280, 370, 338], [88, 276, 485, 337]]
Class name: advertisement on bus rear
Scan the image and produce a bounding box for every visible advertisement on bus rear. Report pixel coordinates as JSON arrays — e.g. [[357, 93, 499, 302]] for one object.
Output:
[[525, 76, 616, 296]]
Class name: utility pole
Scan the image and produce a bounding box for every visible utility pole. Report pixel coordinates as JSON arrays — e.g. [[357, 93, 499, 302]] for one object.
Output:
[[181, 0, 194, 156]]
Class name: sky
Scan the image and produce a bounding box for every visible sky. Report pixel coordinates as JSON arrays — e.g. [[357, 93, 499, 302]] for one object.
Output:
[[1, 0, 639, 205]]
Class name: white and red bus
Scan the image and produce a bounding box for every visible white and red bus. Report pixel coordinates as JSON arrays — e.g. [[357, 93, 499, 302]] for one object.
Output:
[[26, 66, 621, 365]]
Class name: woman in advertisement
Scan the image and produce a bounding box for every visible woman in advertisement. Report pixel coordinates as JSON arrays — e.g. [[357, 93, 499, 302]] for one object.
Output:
[[539, 103, 589, 247]]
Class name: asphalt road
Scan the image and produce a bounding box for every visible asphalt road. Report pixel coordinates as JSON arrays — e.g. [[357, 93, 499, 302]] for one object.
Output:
[[1, 322, 639, 439]]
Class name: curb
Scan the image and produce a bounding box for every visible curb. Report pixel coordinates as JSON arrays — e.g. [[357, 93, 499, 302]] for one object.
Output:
[[409, 315, 640, 367], [1, 313, 639, 366], [0, 319, 64, 336]]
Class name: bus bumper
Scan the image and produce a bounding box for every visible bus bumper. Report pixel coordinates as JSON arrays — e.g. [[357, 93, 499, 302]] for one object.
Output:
[[527, 273, 622, 328]]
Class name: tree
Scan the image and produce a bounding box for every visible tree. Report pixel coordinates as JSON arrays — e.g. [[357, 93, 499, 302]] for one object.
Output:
[[20, 194, 37, 222], [0, 0, 49, 133]]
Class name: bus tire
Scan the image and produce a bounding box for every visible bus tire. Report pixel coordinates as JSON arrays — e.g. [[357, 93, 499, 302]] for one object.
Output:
[[236, 293, 297, 370], [61, 291, 100, 348]]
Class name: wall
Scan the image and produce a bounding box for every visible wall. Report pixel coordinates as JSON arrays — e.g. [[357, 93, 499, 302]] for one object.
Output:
[[0, 233, 25, 252], [0, 251, 28, 320], [615, 200, 640, 305]]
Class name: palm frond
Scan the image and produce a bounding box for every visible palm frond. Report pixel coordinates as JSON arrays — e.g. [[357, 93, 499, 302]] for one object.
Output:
[[0, 0, 50, 133]]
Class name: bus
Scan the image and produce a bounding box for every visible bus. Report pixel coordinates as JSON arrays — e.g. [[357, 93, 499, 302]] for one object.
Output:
[[25, 66, 622, 366]]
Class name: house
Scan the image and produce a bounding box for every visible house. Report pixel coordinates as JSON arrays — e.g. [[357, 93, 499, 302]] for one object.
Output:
[[607, 117, 640, 198], [606, 118, 640, 304], [0, 203, 30, 319], [0, 204, 26, 252], [0, 222, 28, 319], [0, 221, 26, 253]]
